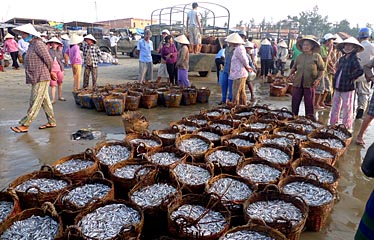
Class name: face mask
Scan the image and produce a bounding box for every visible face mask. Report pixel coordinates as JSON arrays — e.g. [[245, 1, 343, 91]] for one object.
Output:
[[24, 35, 33, 42]]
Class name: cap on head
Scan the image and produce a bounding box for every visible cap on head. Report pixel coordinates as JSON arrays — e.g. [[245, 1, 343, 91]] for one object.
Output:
[[161, 29, 170, 35], [358, 27, 372, 39]]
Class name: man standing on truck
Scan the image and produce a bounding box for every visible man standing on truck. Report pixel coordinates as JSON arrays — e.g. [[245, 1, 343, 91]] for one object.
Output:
[[186, 2, 202, 54], [137, 29, 153, 83], [109, 32, 120, 58]]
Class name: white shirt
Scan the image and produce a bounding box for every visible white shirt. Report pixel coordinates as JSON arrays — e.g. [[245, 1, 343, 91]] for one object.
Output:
[[187, 9, 200, 27], [18, 38, 29, 55], [109, 35, 120, 47]]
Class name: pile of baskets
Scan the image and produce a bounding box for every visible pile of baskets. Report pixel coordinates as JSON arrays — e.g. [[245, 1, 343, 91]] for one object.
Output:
[[72, 82, 211, 116], [0, 104, 350, 239]]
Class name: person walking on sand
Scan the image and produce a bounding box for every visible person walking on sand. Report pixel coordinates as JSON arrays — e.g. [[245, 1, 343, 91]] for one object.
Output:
[[175, 34, 191, 87], [329, 37, 364, 131], [64, 34, 83, 91], [47, 37, 66, 104], [10, 23, 57, 133], [137, 29, 153, 83], [82, 34, 101, 89], [186, 2, 202, 54], [3, 33, 20, 70]]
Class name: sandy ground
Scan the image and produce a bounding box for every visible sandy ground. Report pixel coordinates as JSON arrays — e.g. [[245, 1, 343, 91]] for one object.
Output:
[[0, 56, 373, 239]]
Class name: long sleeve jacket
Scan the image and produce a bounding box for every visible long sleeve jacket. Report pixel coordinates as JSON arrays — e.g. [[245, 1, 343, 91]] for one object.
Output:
[[333, 52, 363, 92]]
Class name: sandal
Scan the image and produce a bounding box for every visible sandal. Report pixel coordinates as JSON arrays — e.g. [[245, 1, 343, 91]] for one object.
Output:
[[10, 126, 28, 133], [355, 139, 365, 146], [58, 98, 66, 101], [39, 123, 57, 129]]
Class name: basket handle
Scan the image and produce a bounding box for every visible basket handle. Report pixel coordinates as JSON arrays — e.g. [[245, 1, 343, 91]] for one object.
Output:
[[261, 184, 280, 193], [66, 225, 83, 238], [91, 170, 105, 180], [41, 201, 59, 218], [84, 148, 95, 158], [7, 187, 19, 201]]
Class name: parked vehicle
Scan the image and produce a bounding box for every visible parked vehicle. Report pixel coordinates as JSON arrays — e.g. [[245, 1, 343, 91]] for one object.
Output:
[[149, 2, 230, 77]]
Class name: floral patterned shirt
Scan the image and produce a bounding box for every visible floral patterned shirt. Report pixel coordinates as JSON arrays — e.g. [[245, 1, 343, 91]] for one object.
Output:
[[229, 45, 250, 80]]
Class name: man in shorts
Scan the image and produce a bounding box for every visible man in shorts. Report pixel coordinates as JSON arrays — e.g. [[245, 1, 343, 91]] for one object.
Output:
[[186, 2, 202, 54]]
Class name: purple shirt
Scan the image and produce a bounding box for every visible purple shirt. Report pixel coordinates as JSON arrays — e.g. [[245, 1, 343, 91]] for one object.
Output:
[[65, 44, 82, 64], [161, 43, 178, 64]]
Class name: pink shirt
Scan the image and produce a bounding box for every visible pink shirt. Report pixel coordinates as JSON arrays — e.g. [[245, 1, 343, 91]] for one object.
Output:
[[65, 44, 82, 65], [229, 45, 250, 80], [4, 39, 19, 53]]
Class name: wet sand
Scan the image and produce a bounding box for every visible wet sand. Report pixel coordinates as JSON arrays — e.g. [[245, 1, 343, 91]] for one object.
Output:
[[0, 56, 373, 239]]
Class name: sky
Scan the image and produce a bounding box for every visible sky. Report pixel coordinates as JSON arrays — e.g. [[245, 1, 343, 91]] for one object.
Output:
[[0, 0, 371, 29]]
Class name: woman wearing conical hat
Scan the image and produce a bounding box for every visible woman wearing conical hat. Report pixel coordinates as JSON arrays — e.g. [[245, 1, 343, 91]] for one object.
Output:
[[175, 34, 191, 87], [3, 33, 20, 70]]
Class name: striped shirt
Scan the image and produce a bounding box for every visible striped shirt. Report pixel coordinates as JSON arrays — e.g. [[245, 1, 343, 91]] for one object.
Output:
[[24, 39, 53, 84], [83, 44, 101, 67]]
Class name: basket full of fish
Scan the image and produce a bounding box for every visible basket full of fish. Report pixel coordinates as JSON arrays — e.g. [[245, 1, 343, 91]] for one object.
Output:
[[0, 189, 22, 226], [175, 134, 213, 162]]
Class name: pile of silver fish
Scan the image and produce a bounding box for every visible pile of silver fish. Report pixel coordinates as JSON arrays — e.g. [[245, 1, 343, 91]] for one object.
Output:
[[96, 145, 131, 165], [205, 111, 222, 118], [0, 201, 13, 222], [295, 166, 335, 184], [129, 138, 160, 147], [246, 200, 303, 226], [61, 183, 111, 208], [244, 122, 272, 130], [302, 147, 334, 159], [197, 131, 221, 142], [78, 203, 141, 240], [206, 150, 242, 167], [234, 111, 254, 117], [256, 147, 290, 164], [130, 183, 177, 208], [319, 128, 350, 141], [157, 133, 176, 140], [210, 123, 232, 131], [207, 177, 252, 202], [189, 119, 208, 126], [170, 204, 227, 237], [178, 138, 210, 154], [54, 159, 94, 175], [309, 138, 344, 149], [172, 163, 211, 186], [286, 123, 315, 133], [275, 131, 307, 140], [222, 230, 276, 240], [113, 164, 151, 179], [175, 124, 200, 133], [15, 178, 68, 193], [262, 137, 295, 147], [0, 215, 59, 239], [149, 152, 180, 166], [237, 163, 281, 183], [281, 182, 334, 206], [238, 131, 261, 138], [228, 138, 255, 147]]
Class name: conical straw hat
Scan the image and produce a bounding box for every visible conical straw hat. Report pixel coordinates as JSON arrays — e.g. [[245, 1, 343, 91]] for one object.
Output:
[[69, 34, 84, 45], [84, 34, 97, 43], [337, 37, 364, 52], [12, 23, 40, 38], [4, 33, 14, 39], [47, 37, 62, 45], [225, 33, 244, 44], [175, 34, 190, 45]]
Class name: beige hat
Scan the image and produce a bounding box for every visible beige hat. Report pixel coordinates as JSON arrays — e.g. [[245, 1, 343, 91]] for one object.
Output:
[[4, 33, 14, 39], [47, 37, 62, 45], [84, 34, 97, 43], [61, 34, 70, 40], [337, 37, 364, 52], [333, 34, 343, 44], [261, 39, 271, 45], [278, 41, 288, 48], [13, 23, 41, 38], [225, 33, 244, 44], [174, 34, 190, 45], [161, 29, 170, 35], [69, 34, 84, 45], [296, 36, 320, 53], [244, 41, 254, 48]]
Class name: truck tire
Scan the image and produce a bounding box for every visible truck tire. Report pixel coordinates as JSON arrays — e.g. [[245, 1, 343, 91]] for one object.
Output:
[[131, 48, 139, 58], [198, 71, 209, 77], [99, 46, 111, 53]]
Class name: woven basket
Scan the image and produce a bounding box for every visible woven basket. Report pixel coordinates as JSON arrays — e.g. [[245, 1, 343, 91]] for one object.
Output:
[[307, 131, 346, 157], [0, 189, 22, 225], [164, 93, 182, 108], [69, 199, 144, 240], [51, 148, 99, 184], [192, 126, 225, 147], [196, 88, 211, 103], [78, 91, 94, 109], [175, 134, 213, 162], [169, 119, 202, 134], [270, 81, 288, 97], [125, 132, 163, 157], [207, 119, 235, 135], [72, 90, 82, 105], [94, 140, 134, 177], [278, 175, 336, 232], [144, 146, 188, 174], [157, 87, 171, 106], [181, 88, 197, 105], [108, 158, 155, 200], [121, 111, 149, 134], [243, 185, 308, 240], [104, 95, 125, 116], [183, 113, 209, 127], [0, 202, 64, 240], [167, 193, 231, 240], [218, 221, 287, 240], [152, 125, 180, 146], [8, 166, 72, 209], [200, 108, 224, 121], [55, 171, 115, 226], [299, 141, 338, 166], [291, 157, 340, 190], [91, 93, 107, 112], [125, 91, 142, 111], [221, 134, 258, 157], [316, 124, 353, 147], [169, 161, 214, 194], [253, 143, 294, 167], [204, 146, 245, 175], [140, 90, 158, 109]]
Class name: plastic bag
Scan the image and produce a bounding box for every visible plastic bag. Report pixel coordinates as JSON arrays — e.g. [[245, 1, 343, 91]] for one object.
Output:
[[361, 142, 374, 177]]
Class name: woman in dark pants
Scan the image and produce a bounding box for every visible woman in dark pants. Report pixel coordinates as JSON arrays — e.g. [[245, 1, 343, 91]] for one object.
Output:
[[287, 37, 324, 120], [215, 44, 226, 82], [161, 35, 178, 85]]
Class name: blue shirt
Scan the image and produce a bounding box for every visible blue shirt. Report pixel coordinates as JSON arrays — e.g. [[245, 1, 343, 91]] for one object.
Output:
[[137, 39, 153, 63], [215, 48, 225, 59]]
